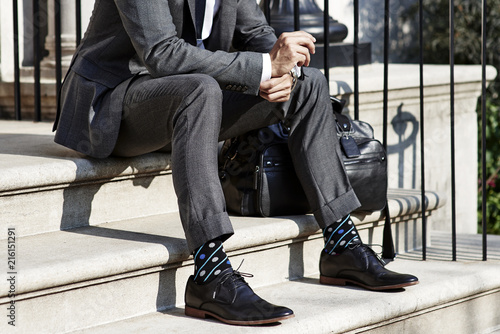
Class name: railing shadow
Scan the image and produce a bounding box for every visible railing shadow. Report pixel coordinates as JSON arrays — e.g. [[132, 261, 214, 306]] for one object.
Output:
[[387, 103, 419, 189]]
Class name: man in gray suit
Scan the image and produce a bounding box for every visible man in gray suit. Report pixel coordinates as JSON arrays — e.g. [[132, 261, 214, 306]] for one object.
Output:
[[54, 0, 418, 325]]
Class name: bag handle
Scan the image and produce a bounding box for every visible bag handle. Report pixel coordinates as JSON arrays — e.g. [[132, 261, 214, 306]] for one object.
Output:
[[330, 96, 352, 135]]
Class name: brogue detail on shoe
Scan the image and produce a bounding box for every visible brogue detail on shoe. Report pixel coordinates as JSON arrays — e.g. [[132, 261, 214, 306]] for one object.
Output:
[[320, 243, 419, 291]]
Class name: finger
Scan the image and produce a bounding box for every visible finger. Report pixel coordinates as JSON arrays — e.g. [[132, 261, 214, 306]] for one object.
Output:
[[294, 37, 316, 55], [260, 75, 291, 94], [279, 31, 316, 54], [280, 31, 316, 43], [260, 90, 290, 103], [280, 41, 313, 67], [259, 80, 292, 102], [293, 45, 310, 67]]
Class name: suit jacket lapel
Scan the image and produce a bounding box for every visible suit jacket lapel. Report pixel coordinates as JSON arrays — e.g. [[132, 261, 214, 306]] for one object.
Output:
[[205, 0, 236, 52]]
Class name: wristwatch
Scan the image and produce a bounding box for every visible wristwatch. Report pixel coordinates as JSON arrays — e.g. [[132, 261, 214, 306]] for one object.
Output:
[[289, 65, 300, 91]]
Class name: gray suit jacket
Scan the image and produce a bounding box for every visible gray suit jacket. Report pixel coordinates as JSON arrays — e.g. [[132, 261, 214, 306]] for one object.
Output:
[[54, 0, 277, 158]]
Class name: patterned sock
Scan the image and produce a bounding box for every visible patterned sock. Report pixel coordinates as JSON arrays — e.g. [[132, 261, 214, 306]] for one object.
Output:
[[323, 214, 361, 255], [193, 239, 232, 284]]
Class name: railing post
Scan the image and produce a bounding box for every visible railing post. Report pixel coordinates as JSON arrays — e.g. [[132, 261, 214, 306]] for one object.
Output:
[[382, 0, 389, 149], [12, 0, 22, 120], [32, 0, 42, 122], [323, 0, 329, 85], [418, 0, 427, 261], [55, 0, 62, 106], [449, 0, 457, 262], [293, 0, 300, 31], [75, 0, 82, 46], [481, 0, 488, 261]]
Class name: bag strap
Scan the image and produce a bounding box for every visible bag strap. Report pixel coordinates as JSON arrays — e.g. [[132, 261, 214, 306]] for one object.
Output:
[[382, 201, 396, 261], [335, 113, 352, 134], [330, 96, 353, 135], [330, 95, 346, 114], [219, 138, 239, 177]]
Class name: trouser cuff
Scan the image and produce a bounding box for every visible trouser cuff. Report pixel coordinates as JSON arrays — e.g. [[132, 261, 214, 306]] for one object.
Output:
[[313, 188, 361, 229], [184, 211, 234, 253]]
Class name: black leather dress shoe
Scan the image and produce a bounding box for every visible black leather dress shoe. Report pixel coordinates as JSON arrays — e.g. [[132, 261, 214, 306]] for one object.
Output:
[[320, 242, 419, 290], [185, 268, 294, 325]]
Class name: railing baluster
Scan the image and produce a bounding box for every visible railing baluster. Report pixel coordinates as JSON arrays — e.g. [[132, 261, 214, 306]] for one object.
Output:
[[382, 0, 389, 149], [76, 0, 82, 46], [13, 0, 21, 120], [32, 0, 41, 122], [481, 0, 488, 261], [322, 0, 329, 86], [419, 0, 427, 261], [353, 0, 359, 120], [55, 0, 62, 105], [293, 0, 300, 31], [449, 0, 457, 261]]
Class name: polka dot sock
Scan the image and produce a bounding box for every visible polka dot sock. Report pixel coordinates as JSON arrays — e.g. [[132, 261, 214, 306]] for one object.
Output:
[[193, 239, 232, 284], [323, 214, 361, 255]]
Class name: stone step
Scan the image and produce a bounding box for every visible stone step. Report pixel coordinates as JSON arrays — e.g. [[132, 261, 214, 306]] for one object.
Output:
[[1, 120, 177, 237], [53, 233, 500, 334], [0, 185, 444, 334]]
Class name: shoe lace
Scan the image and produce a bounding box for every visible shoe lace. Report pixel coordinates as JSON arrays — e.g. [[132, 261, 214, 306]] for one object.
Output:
[[350, 243, 390, 266], [215, 260, 253, 298]]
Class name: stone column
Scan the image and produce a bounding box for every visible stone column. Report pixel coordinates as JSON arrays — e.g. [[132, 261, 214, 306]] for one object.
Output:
[[0, 0, 18, 81]]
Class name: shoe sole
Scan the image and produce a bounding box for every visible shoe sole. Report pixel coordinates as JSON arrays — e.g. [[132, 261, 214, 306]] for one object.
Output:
[[320, 275, 419, 291], [185, 305, 295, 325]]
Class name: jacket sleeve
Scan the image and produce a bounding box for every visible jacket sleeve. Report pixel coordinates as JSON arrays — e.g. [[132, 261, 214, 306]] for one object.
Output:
[[232, 1, 277, 53], [113, 0, 264, 95]]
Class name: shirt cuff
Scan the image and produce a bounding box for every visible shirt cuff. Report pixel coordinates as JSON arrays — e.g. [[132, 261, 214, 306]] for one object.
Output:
[[261, 53, 272, 83]]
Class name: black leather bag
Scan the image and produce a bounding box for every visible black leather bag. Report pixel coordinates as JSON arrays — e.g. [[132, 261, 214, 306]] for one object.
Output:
[[335, 111, 388, 212], [219, 124, 310, 217], [218, 97, 388, 217]]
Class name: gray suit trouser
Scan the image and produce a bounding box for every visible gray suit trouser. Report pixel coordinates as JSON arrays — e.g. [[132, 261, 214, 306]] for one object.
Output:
[[112, 68, 360, 253]]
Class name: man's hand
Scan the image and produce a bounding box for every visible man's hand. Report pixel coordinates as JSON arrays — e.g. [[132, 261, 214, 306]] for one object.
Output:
[[259, 74, 293, 102], [269, 31, 315, 78]]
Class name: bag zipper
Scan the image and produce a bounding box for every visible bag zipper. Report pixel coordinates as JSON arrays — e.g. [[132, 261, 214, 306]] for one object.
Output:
[[344, 156, 385, 165], [253, 165, 260, 190]]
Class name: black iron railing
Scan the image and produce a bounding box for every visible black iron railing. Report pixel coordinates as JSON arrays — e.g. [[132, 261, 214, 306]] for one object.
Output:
[[9, 0, 490, 260]]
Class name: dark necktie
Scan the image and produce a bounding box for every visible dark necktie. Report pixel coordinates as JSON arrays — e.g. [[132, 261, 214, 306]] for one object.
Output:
[[195, 0, 206, 41]]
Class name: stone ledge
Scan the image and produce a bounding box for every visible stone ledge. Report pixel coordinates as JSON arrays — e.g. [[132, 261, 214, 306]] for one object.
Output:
[[327, 63, 497, 95], [0, 121, 171, 194]]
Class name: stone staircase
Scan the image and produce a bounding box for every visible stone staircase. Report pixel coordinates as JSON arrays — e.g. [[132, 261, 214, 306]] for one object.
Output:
[[1, 120, 499, 334]]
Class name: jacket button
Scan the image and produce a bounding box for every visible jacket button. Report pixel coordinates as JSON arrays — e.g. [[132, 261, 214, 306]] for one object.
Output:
[[226, 84, 232, 90]]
